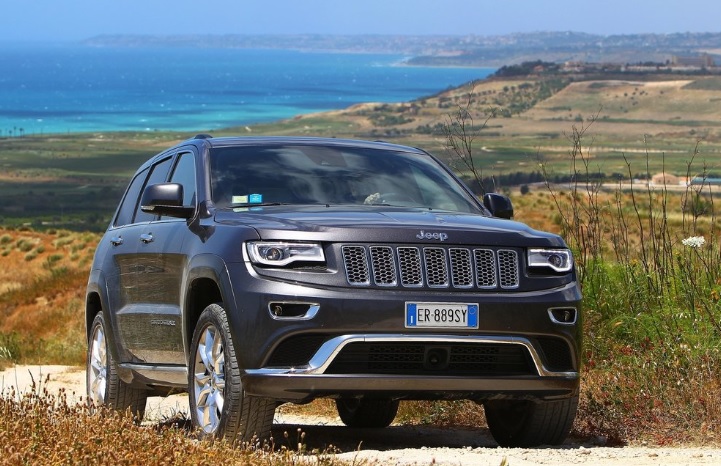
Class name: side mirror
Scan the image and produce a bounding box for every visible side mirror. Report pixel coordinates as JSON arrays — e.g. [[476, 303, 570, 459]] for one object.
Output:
[[140, 183, 195, 219], [483, 193, 514, 219]]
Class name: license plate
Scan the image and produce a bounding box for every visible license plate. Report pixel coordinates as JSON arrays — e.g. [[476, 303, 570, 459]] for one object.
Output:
[[405, 302, 479, 329]]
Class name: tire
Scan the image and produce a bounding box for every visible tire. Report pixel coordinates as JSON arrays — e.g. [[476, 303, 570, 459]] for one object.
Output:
[[484, 396, 578, 447], [189, 303, 276, 444], [86, 311, 147, 422], [336, 397, 399, 428]]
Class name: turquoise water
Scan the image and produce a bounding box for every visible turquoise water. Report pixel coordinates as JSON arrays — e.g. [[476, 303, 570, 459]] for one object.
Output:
[[0, 44, 493, 135]]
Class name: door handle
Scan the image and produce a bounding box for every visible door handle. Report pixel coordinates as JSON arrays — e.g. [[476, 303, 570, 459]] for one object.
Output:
[[110, 236, 123, 246], [140, 233, 154, 244]]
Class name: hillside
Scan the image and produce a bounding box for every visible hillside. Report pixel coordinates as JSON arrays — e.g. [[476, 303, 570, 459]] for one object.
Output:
[[246, 72, 721, 177], [1, 70, 721, 231], [0, 228, 97, 369]]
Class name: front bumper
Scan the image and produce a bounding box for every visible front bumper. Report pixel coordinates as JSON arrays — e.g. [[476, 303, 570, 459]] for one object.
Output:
[[242, 333, 579, 403]]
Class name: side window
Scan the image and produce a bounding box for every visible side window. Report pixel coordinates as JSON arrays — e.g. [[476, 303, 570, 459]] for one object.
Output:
[[170, 151, 197, 206], [134, 157, 174, 224], [114, 168, 149, 227]]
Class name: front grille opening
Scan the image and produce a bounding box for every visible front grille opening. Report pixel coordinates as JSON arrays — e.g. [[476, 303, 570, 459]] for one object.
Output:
[[424, 247, 449, 287], [342, 244, 520, 291], [370, 246, 397, 286], [326, 342, 536, 376], [497, 249, 520, 288], [265, 335, 330, 367], [450, 248, 473, 288], [536, 337, 574, 372], [398, 247, 423, 286], [342, 246, 370, 285]]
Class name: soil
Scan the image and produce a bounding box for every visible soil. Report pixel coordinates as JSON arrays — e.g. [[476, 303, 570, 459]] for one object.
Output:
[[2, 365, 721, 465]]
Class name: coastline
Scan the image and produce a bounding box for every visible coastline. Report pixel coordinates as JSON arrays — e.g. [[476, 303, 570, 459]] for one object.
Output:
[[0, 45, 491, 136]]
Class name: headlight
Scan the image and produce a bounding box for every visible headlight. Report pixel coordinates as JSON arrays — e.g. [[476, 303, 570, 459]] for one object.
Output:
[[247, 242, 325, 266], [527, 248, 573, 273]]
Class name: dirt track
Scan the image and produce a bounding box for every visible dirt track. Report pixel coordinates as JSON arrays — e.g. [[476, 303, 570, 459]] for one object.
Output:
[[2, 365, 721, 465]]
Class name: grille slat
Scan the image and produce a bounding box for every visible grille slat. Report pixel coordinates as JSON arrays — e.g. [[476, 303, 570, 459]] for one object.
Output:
[[424, 248, 449, 287], [343, 244, 520, 290], [370, 246, 397, 286], [398, 247, 423, 287]]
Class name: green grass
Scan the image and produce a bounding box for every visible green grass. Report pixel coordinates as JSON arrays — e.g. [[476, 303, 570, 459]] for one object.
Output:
[[683, 77, 721, 90]]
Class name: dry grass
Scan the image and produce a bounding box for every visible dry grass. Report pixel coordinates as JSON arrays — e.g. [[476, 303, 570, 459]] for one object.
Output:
[[0, 380, 353, 466], [0, 228, 97, 370]]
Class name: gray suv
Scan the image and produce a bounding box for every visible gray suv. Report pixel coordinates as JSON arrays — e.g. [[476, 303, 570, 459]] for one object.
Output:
[[85, 135, 581, 447]]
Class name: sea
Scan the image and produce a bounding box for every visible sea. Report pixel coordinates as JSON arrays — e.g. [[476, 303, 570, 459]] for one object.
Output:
[[0, 44, 493, 136]]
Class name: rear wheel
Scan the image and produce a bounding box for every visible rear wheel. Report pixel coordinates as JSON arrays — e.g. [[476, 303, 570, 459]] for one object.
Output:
[[484, 396, 578, 447], [189, 303, 276, 444], [86, 311, 147, 422], [336, 397, 399, 428]]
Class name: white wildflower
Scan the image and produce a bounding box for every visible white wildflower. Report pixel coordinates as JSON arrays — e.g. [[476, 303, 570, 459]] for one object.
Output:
[[682, 236, 706, 248]]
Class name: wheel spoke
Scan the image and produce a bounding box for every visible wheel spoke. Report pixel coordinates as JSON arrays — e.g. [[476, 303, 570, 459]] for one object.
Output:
[[196, 383, 214, 407], [211, 335, 224, 373], [214, 386, 225, 413], [198, 327, 216, 371], [194, 371, 211, 389], [90, 376, 106, 403]]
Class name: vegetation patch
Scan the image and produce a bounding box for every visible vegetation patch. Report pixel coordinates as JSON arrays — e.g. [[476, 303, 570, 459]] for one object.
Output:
[[683, 77, 721, 90], [0, 386, 345, 465]]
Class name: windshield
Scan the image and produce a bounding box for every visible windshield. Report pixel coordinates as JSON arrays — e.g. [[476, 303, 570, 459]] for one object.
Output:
[[209, 144, 483, 213]]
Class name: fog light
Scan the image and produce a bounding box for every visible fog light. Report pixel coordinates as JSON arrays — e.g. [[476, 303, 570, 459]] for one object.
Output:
[[268, 302, 320, 320], [549, 308, 577, 324]]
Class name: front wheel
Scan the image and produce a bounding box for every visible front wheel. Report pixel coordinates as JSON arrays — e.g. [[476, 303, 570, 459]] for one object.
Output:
[[484, 396, 578, 447], [86, 311, 147, 421], [336, 397, 399, 428], [189, 303, 276, 444]]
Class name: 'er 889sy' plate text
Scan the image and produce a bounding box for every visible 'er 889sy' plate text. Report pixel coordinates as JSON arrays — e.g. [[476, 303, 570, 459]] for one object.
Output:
[[405, 302, 479, 329]]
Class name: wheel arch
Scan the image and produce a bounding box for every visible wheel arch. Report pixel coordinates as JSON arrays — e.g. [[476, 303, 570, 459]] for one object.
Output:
[[183, 254, 235, 363], [85, 269, 107, 338]]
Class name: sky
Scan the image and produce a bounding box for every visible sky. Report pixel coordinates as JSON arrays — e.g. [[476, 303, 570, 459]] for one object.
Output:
[[2, 0, 720, 42]]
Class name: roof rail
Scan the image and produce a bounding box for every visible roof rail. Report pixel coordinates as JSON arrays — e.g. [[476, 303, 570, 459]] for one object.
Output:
[[193, 134, 213, 139]]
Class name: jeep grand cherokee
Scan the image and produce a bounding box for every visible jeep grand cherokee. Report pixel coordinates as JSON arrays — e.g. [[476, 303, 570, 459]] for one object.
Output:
[[85, 135, 581, 447]]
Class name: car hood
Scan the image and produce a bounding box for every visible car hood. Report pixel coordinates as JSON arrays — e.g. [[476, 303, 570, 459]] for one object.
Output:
[[213, 206, 566, 248]]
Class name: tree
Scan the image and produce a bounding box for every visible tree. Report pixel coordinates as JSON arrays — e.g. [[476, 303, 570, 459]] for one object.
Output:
[[442, 86, 497, 195]]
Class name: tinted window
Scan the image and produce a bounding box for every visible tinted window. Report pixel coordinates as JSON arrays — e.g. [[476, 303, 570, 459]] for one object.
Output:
[[114, 168, 149, 227], [209, 145, 481, 213], [134, 157, 173, 223]]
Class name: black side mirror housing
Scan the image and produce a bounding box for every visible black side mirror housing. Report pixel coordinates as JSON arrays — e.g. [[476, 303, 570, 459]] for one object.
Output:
[[140, 183, 195, 219], [483, 193, 514, 219]]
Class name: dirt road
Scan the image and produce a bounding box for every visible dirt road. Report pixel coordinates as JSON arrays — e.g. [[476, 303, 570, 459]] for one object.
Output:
[[2, 365, 720, 465]]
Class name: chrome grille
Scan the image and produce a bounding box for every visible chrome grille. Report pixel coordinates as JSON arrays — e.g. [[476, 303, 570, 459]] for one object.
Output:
[[370, 246, 397, 286], [342, 246, 370, 285], [450, 248, 473, 288], [342, 245, 520, 290], [498, 250, 520, 289], [474, 249, 497, 288], [424, 248, 448, 287], [397, 247, 423, 287]]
